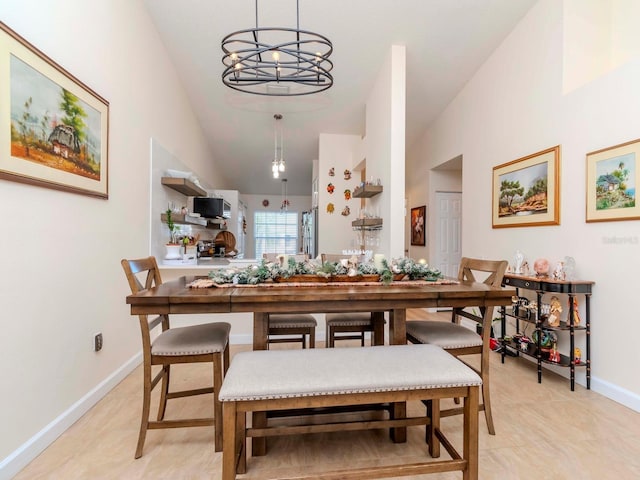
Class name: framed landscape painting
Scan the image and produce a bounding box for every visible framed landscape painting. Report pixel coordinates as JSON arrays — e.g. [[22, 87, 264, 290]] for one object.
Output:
[[586, 138, 639, 222], [492, 146, 560, 228], [0, 22, 109, 198]]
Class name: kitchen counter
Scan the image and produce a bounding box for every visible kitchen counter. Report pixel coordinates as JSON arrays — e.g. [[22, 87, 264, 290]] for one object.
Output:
[[160, 258, 259, 270]]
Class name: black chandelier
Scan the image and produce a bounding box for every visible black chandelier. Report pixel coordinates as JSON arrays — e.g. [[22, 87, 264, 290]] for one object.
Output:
[[221, 0, 334, 96]]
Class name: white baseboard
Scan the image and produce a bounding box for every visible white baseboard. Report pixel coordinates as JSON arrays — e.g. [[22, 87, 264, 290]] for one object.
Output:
[[591, 376, 640, 413], [0, 353, 142, 480]]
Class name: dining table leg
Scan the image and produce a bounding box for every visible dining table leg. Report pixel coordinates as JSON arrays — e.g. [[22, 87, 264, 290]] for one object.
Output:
[[252, 312, 269, 456], [372, 311, 385, 346], [389, 308, 407, 443]]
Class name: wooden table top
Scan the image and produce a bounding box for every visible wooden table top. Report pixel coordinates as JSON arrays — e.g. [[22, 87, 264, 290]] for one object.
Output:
[[126, 275, 516, 315]]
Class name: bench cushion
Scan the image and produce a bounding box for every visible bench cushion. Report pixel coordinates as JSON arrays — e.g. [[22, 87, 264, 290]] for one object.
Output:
[[219, 344, 481, 402]]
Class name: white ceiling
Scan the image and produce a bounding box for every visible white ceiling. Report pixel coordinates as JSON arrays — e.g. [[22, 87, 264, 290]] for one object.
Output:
[[143, 0, 536, 195]]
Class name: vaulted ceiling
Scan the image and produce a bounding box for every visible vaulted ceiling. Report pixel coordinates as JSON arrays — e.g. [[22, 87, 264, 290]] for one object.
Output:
[[143, 0, 536, 195]]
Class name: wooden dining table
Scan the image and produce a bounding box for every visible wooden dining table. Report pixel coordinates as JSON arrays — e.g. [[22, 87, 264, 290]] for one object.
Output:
[[126, 275, 515, 349], [126, 275, 515, 453]]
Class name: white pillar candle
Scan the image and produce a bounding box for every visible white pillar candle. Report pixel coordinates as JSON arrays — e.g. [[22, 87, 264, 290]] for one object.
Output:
[[374, 254, 385, 271]]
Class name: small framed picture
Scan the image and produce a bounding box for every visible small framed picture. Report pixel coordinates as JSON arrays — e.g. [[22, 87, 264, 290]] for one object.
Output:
[[586, 138, 639, 222], [410, 205, 426, 246]]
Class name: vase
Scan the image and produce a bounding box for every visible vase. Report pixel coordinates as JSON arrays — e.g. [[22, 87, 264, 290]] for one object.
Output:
[[514, 250, 524, 274], [165, 244, 182, 260]]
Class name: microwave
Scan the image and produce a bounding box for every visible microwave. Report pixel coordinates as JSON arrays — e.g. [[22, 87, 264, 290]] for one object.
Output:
[[192, 197, 231, 219]]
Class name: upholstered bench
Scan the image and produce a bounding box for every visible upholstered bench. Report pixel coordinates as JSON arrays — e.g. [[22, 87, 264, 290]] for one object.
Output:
[[219, 344, 482, 480]]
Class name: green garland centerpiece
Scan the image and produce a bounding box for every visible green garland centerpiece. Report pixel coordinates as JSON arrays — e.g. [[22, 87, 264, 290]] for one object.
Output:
[[206, 256, 442, 285]]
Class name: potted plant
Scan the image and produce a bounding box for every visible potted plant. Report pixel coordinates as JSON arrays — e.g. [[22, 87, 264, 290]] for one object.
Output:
[[164, 208, 181, 259]]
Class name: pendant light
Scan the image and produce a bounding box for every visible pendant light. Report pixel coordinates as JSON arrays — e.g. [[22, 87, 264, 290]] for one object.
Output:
[[271, 114, 285, 178]]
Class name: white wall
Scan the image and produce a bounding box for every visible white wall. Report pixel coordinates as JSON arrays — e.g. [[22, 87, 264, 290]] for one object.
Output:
[[409, 0, 640, 409], [0, 0, 226, 476], [364, 45, 406, 259], [317, 133, 363, 255], [317, 46, 406, 259]]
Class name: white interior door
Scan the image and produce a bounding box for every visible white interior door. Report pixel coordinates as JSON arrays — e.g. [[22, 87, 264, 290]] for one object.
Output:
[[434, 191, 462, 278]]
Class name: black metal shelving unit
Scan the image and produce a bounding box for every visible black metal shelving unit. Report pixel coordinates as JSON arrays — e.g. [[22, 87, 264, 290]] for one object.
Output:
[[500, 274, 594, 391]]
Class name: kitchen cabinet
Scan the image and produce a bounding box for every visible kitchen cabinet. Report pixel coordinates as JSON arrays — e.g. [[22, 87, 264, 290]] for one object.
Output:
[[500, 273, 594, 391]]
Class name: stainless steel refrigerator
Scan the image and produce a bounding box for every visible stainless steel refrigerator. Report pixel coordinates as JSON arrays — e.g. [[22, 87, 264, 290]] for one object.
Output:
[[301, 208, 317, 259]]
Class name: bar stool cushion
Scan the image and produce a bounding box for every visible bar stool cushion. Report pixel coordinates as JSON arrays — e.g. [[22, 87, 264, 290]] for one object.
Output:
[[406, 320, 482, 349], [152, 322, 231, 356], [325, 312, 374, 327], [268, 314, 317, 329]]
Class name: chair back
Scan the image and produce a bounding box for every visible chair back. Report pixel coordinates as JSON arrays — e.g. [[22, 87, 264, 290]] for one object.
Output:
[[121, 256, 168, 357], [454, 257, 508, 334], [122, 256, 163, 294], [457, 257, 507, 287], [321, 253, 366, 265]]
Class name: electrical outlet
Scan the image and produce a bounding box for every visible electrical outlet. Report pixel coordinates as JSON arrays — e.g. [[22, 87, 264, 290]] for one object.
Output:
[[94, 332, 103, 352]]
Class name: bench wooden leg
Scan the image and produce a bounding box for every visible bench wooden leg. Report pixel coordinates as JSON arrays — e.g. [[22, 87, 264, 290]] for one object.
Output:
[[426, 398, 440, 458], [222, 402, 237, 480], [463, 386, 480, 480], [252, 411, 267, 456], [390, 401, 407, 443]]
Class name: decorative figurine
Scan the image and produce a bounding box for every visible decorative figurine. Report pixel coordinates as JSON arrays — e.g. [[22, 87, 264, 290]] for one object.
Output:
[[553, 261, 566, 280], [341, 205, 350, 216], [547, 296, 562, 327], [574, 347, 582, 364], [514, 250, 524, 274], [327, 182, 335, 194], [533, 258, 550, 276], [549, 342, 561, 363], [326, 202, 335, 214], [344, 189, 351, 200], [343, 169, 351, 180], [328, 167, 335, 177], [570, 297, 582, 326]]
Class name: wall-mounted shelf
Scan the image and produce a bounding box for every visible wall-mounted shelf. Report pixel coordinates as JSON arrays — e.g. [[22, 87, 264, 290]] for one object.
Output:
[[352, 184, 383, 198], [160, 213, 207, 226], [351, 218, 383, 230], [206, 219, 228, 230], [161, 177, 207, 197]]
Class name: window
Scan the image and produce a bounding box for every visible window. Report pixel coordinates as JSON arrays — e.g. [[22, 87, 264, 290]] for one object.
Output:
[[254, 211, 299, 258]]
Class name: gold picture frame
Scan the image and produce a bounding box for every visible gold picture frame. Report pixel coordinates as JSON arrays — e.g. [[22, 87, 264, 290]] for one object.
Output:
[[0, 22, 109, 198], [586, 138, 639, 222], [492, 146, 560, 228], [410, 205, 426, 246]]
